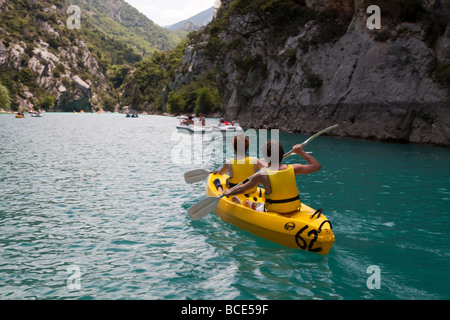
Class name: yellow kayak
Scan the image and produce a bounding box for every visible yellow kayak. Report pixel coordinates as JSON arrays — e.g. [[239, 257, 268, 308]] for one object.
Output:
[[206, 173, 335, 254]]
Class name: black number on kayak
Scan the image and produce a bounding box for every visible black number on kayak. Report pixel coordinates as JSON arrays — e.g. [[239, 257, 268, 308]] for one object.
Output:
[[307, 229, 322, 252], [295, 226, 322, 253], [295, 226, 308, 250]]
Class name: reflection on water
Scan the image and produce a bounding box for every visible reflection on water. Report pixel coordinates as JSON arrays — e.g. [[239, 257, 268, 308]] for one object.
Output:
[[0, 113, 449, 299]]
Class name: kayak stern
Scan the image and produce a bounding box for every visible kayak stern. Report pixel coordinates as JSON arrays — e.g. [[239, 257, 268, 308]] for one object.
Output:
[[206, 173, 335, 254]]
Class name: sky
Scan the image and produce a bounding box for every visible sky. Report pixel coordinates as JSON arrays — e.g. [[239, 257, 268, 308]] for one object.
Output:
[[125, 0, 215, 27]]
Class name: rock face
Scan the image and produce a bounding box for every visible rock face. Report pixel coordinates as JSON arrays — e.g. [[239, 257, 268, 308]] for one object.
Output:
[[0, 36, 108, 111], [0, 2, 112, 111], [213, 0, 450, 146], [167, 34, 214, 92], [0, 0, 177, 112]]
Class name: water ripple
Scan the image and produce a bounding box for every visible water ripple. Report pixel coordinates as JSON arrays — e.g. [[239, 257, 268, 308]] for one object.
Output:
[[1, 113, 449, 299]]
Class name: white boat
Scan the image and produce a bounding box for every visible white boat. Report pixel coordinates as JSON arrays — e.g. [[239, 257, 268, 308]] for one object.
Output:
[[31, 112, 42, 117], [176, 125, 212, 134], [212, 124, 243, 133]]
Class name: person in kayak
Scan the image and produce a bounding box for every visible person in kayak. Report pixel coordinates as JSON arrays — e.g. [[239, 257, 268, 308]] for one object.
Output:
[[223, 141, 321, 214], [214, 134, 266, 194]]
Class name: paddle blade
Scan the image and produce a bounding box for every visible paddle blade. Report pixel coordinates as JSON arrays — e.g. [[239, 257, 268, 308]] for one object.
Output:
[[184, 169, 210, 184], [188, 196, 220, 220]]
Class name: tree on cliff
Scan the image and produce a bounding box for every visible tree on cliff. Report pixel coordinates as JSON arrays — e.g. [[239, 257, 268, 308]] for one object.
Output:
[[167, 91, 186, 114], [0, 83, 11, 110], [195, 87, 216, 114]]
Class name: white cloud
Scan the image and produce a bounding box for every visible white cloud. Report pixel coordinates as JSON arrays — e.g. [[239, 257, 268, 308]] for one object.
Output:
[[125, 0, 215, 26]]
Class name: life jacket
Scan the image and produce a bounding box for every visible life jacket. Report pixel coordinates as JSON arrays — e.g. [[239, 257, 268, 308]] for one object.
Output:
[[228, 156, 257, 193], [264, 165, 301, 214]]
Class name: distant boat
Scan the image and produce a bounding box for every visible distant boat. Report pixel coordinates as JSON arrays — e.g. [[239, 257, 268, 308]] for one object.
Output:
[[176, 125, 212, 134], [176, 115, 211, 133], [15, 113, 25, 118], [31, 112, 42, 117], [212, 124, 243, 133]]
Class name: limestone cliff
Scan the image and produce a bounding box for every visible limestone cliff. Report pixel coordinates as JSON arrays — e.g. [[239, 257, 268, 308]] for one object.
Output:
[[210, 0, 450, 146], [0, 0, 179, 112], [0, 1, 119, 111]]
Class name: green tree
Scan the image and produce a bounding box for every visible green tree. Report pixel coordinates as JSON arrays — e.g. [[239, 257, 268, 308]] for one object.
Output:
[[102, 96, 117, 112], [167, 91, 185, 114], [195, 87, 216, 114], [111, 65, 131, 88], [18, 68, 35, 84], [39, 95, 55, 110], [0, 83, 11, 110]]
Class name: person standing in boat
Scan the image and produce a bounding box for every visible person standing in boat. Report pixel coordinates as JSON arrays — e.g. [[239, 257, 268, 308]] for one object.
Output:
[[214, 134, 266, 194], [197, 113, 206, 126], [223, 141, 321, 214]]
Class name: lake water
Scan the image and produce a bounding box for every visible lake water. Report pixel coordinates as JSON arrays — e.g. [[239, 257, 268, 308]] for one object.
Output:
[[0, 113, 449, 300]]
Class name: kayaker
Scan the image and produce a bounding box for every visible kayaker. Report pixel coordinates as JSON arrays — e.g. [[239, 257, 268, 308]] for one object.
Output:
[[214, 134, 266, 194], [223, 141, 321, 214]]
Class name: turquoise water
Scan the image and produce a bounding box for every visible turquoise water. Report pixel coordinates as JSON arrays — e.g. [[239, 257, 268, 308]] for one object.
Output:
[[0, 113, 449, 300]]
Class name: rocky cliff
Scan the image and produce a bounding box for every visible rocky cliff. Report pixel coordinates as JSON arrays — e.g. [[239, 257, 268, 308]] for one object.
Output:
[[0, 0, 179, 112], [209, 0, 450, 146]]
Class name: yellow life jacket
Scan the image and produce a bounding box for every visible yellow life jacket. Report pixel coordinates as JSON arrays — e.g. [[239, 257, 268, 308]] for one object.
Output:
[[228, 156, 257, 193], [265, 165, 301, 214]]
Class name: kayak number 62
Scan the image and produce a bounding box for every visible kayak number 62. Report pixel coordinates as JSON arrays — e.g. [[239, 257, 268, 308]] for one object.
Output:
[[295, 226, 322, 253]]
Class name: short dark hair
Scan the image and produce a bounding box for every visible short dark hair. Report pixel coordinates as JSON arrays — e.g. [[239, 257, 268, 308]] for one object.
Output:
[[262, 141, 284, 164], [233, 134, 249, 154]]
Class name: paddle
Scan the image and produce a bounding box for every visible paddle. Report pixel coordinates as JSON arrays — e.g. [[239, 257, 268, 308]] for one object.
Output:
[[187, 124, 339, 220], [184, 168, 211, 184]]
